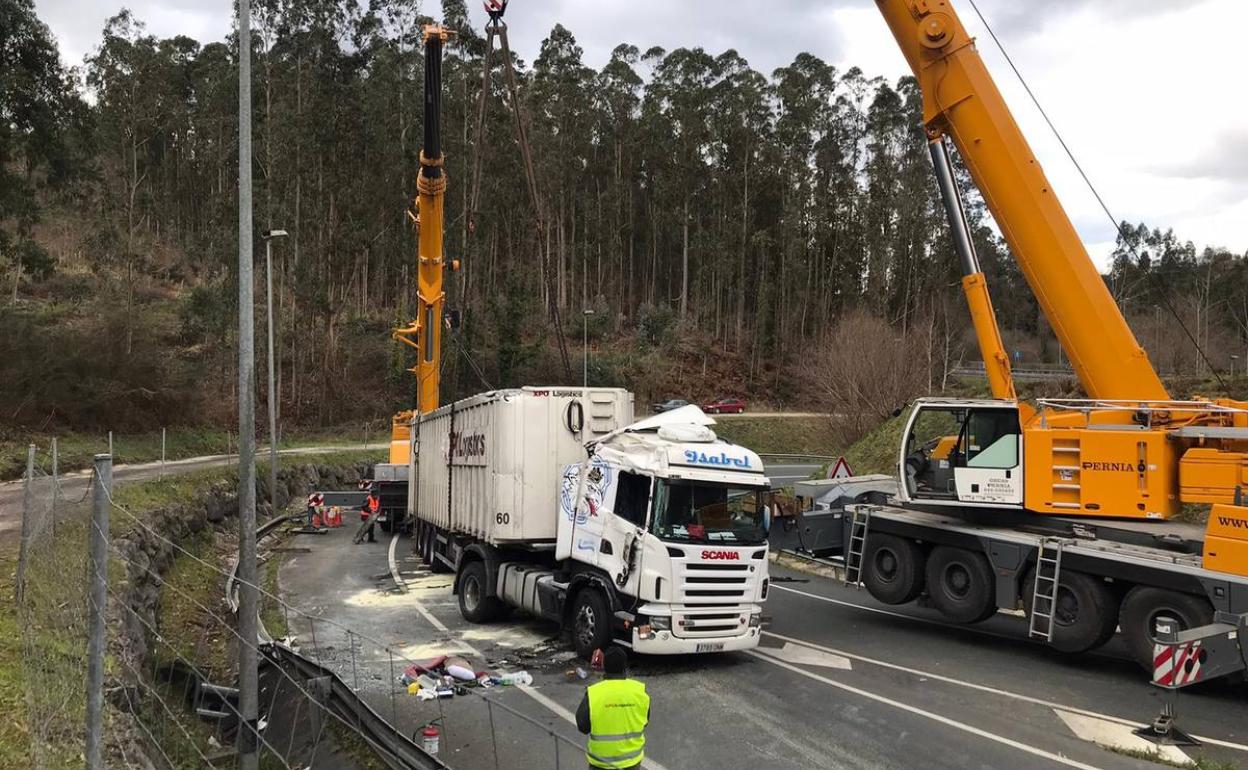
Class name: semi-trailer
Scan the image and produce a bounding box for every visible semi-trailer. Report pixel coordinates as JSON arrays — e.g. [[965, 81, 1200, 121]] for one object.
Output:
[[406, 388, 772, 657]]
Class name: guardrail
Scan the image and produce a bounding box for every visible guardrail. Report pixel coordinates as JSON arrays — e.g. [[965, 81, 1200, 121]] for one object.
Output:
[[227, 513, 448, 770]]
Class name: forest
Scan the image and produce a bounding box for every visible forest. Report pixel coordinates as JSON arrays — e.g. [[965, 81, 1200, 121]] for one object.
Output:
[[3, 0, 1247, 435]]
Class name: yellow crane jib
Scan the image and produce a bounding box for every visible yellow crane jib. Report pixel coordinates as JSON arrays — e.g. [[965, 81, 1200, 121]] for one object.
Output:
[[878, 0, 1167, 402], [390, 24, 458, 466]]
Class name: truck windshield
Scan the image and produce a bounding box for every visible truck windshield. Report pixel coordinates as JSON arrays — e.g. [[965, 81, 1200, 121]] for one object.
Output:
[[650, 481, 767, 545]]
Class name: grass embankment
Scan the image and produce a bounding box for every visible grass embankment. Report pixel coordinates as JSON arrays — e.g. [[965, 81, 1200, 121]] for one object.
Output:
[[2, 449, 380, 769], [0, 424, 387, 481], [713, 415, 843, 457], [841, 415, 907, 476]]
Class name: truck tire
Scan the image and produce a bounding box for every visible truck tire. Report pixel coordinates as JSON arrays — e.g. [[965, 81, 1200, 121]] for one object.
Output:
[[862, 534, 926, 605], [417, 522, 433, 566], [1023, 569, 1119, 653], [458, 560, 505, 623], [925, 546, 996, 624], [1119, 587, 1214, 670], [570, 587, 611, 660]]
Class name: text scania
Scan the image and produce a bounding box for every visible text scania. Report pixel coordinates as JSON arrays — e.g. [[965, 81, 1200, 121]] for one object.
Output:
[[684, 450, 752, 469], [701, 550, 740, 560], [1081, 460, 1142, 473]]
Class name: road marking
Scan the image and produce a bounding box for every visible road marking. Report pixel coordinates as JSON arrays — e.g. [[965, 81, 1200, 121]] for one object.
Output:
[[760, 629, 1248, 754], [1053, 709, 1190, 765], [387, 533, 408, 593], [765, 642, 852, 670], [393, 538, 672, 770], [747, 649, 1111, 770]]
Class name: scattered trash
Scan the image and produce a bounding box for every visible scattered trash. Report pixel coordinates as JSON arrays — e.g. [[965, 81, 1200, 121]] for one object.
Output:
[[417, 689, 437, 702], [590, 649, 604, 671], [407, 681, 421, 695], [445, 657, 476, 681], [499, 671, 532, 686], [565, 667, 589, 681]]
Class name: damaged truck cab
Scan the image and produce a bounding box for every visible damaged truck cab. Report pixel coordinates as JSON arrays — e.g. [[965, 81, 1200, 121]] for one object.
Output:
[[408, 389, 770, 657]]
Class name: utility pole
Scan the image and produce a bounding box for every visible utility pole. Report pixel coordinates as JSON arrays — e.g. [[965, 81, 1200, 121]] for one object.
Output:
[[262, 229, 288, 515], [236, 1, 260, 768], [85, 453, 111, 770], [583, 309, 594, 389]]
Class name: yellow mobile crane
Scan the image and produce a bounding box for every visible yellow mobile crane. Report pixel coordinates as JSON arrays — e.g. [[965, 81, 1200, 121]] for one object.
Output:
[[795, 0, 1248, 684], [372, 25, 456, 525]]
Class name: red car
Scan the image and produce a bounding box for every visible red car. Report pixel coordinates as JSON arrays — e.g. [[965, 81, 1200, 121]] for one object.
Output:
[[702, 397, 746, 414]]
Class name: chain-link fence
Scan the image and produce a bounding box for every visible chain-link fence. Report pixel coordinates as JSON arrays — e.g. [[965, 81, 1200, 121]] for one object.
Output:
[[12, 441, 602, 770], [15, 444, 93, 770]]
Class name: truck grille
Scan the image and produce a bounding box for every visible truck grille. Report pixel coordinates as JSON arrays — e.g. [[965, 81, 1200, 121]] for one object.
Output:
[[676, 561, 755, 603]]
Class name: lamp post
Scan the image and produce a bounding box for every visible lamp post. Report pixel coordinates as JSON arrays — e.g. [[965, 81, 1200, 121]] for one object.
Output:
[[261, 229, 287, 516], [582, 309, 595, 390]]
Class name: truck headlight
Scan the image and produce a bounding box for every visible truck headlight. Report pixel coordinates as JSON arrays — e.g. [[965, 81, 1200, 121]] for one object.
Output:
[[749, 612, 762, 628], [650, 615, 671, 631]]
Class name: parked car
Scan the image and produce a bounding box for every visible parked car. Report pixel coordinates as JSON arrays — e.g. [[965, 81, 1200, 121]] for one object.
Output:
[[652, 399, 691, 413], [702, 397, 747, 414]]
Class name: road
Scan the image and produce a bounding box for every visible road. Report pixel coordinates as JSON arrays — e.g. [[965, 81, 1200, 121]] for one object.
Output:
[[764, 462, 823, 488], [0, 444, 384, 538], [279, 525, 1248, 770]]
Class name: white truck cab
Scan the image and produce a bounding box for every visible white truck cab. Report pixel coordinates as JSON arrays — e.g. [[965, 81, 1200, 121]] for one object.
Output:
[[556, 407, 771, 654]]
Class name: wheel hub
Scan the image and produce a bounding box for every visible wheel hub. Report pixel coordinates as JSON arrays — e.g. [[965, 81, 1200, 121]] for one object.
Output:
[[464, 576, 480, 611], [945, 564, 971, 598], [576, 605, 596, 648], [875, 549, 899, 581]]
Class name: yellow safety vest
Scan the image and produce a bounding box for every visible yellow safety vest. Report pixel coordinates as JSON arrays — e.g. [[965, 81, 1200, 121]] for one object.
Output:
[[586, 678, 649, 769]]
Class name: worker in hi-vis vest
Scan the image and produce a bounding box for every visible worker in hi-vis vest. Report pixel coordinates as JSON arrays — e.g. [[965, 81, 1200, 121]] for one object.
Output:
[[576, 647, 650, 769]]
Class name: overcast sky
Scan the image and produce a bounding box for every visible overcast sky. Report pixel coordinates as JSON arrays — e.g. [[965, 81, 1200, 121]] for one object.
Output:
[[33, 0, 1248, 267]]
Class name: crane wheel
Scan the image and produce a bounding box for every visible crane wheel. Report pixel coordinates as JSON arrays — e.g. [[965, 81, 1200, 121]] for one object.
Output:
[[926, 546, 996, 623], [1119, 587, 1214, 670], [1023, 569, 1119, 653], [862, 534, 926, 605]]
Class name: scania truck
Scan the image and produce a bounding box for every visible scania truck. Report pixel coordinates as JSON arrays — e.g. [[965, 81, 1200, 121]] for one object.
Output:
[[406, 387, 771, 657]]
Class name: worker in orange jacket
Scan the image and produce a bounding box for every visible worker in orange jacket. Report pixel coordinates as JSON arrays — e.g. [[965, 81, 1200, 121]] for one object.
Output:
[[355, 488, 381, 544]]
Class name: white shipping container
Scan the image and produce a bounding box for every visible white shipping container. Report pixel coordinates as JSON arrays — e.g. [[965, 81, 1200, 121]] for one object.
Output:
[[409, 387, 634, 545]]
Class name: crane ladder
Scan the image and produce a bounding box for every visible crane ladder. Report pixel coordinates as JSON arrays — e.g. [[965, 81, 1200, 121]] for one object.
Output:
[[1028, 537, 1066, 642], [844, 506, 873, 588]]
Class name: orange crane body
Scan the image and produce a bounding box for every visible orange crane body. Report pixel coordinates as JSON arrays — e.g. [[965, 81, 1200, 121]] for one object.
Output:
[[877, 0, 1248, 570]]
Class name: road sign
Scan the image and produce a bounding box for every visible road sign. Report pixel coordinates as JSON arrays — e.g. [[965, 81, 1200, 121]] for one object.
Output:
[[827, 457, 853, 480]]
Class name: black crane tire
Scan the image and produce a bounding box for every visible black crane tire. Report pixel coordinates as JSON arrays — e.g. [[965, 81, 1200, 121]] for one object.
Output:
[[1120, 587, 1214, 670], [861, 534, 926, 605], [1024, 569, 1119, 654], [925, 546, 997, 624]]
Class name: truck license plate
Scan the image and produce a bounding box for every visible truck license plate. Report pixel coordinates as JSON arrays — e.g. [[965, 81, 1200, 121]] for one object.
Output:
[[695, 642, 725, 653]]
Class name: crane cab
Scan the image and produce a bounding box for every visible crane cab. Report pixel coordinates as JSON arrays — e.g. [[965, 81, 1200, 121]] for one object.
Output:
[[899, 398, 1024, 509]]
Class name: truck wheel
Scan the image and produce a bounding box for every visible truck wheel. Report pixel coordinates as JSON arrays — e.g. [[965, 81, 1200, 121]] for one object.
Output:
[[458, 561, 505, 623], [925, 546, 996, 623], [570, 588, 611, 659], [862, 534, 926, 605], [1120, 587, 1214, 670], [1024, 569, 1119, 653]]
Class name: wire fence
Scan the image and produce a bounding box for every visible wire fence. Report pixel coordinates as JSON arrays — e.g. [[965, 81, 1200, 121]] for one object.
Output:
[[13, 440, 599, 770]]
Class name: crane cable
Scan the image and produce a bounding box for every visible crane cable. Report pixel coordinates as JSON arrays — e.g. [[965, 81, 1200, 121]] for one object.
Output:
[[965, 0, 1228, 389]]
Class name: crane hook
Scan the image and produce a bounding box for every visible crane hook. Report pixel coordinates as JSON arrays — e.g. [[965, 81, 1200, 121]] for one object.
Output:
[[483, 0, 507, 24]]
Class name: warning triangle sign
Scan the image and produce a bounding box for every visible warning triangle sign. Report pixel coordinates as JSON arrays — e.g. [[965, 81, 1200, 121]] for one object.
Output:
[[827, 457, 853, 480]]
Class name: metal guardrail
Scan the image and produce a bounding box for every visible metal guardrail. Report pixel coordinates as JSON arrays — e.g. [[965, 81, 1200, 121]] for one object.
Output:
[[758, 454, 836, 463], [225, 513, 448, 770]]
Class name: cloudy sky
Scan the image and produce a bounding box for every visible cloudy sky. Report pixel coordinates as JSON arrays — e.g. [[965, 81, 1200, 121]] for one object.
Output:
[[33, 0, 1247, 267]]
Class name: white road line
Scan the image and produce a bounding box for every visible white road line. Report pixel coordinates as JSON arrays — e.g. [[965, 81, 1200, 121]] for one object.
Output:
[[387, 533, 408, 593], [1053, 710, 1190, 765], [392, 537, 671, 770], [747, 649, 1111, 770], [761, 629, 1248, 755]]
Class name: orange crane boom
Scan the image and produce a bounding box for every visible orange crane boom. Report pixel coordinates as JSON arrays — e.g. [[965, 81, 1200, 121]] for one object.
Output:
[[877, 0, 1168, 401], [391, 25, 455, 463]]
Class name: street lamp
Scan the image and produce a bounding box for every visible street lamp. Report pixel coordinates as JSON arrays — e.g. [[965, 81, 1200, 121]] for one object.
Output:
[[582, 309, 595, 390], [261, 229, 287, 514]]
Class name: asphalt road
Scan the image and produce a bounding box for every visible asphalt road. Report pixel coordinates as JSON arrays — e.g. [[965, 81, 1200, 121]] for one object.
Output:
[[277, 525, 1248, 770], [0, 444, 384, 538], [765, 462, 823, 488]]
